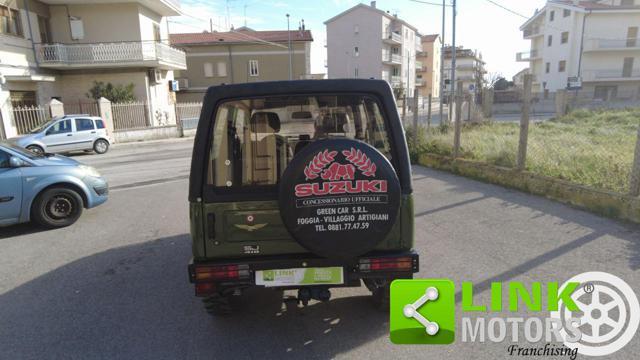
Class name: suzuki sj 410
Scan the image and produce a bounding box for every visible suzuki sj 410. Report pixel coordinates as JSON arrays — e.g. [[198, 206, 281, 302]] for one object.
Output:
[[188, 80, 417, 314]]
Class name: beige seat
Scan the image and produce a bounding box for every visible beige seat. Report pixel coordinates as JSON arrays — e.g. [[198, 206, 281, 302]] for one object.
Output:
[[248, 112, 282, 185]]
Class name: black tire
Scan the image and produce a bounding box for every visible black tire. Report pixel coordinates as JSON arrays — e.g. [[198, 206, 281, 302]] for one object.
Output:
[[31, 187, 84, 228], [202, 292, 232, 316], [365, 279, 391, 311], [26, 145, 44, 155], [93, 139, 109, 154]]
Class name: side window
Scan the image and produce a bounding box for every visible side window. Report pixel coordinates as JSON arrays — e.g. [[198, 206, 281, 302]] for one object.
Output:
[[75, 118, 95, 131], [0, 150, 10, 168], [46, 120, 72, 135], [95, 119, 105, 129]]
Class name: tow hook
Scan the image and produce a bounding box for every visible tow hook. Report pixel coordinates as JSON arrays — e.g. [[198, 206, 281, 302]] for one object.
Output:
[[297, 287, 331, 306]]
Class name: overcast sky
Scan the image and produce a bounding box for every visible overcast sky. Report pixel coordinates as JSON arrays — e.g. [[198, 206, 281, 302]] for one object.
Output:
[[169, 0, 547, 79]]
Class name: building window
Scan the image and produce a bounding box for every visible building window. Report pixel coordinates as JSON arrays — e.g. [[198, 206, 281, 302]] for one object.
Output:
[[37, 16, 51, 43], [405, 29, 408, 39], [0, 5, 23, 37], [153, 23, 161, 42], [204, 62, 214, 77], [561, 32, 569, 44], [546, 63, 550, 73], [548, 35, 553, 46], [354, 46, 359, 57], [249, 60, 259, 76], [354, 67, 359, 78], [217, 62, 227, 77], [392, 67, 400, 76], [549, 10, 555, 21], [10, 91, 36, 107], [563, 9, 571, 17], [558, 60, 566, 72], [354, 25, 359, 34]]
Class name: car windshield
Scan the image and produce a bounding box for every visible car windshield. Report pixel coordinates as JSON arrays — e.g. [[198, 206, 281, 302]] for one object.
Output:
[[29, 119, 58, 133], [207, 94, 392, 187], [0, 141, 44, 159]]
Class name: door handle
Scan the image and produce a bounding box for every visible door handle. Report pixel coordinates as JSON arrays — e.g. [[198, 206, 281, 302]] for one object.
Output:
[[67, 134, 73, 136], [91, 131, 96, 134], [0, 196, 14, 203]]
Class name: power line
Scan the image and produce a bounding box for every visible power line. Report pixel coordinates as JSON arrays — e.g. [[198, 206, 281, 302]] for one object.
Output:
[[483, 0, 529, 19], [410, 0, 452, 6]]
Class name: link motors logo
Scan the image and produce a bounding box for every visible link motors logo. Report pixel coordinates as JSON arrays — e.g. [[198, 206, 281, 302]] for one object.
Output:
[[295, 148, 386, 197]]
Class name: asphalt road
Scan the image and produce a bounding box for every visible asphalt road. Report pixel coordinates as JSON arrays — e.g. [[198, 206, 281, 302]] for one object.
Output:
[[1, 138, 639, 359]]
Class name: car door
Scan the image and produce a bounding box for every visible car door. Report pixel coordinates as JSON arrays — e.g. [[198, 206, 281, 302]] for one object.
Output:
[[40, 119, 75, 153], [73, 118, 97, 150], [0, 149, 22, 225]]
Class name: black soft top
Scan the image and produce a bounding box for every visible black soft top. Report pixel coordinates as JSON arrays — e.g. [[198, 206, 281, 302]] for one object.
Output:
[[188, 79, 413, 202]]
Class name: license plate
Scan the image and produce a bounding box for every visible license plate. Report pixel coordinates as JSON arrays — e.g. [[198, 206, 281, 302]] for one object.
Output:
[[255, 267, 344, 287]]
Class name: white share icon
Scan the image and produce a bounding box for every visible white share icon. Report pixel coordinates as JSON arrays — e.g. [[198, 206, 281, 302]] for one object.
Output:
[[403, 286, 440, 335]]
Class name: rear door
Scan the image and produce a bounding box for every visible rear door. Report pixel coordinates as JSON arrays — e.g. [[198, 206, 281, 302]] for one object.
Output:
[[41, 119, 75, 153], [201, 94, 400, 258], [0, 149, 22, 224], [94, 118, 108, 138], [73, 118, 97, 150]]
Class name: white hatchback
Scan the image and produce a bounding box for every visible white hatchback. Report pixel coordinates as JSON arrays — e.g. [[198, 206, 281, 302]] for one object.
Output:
[[9, 115, 112, 155]]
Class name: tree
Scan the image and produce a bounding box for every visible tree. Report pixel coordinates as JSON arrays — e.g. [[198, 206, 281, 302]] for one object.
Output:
[[86, 81, 136, 102], [490, 77, 514, 91]]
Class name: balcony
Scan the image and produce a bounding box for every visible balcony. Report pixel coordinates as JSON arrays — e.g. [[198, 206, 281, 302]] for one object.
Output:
[[382, 50, 402, 65], [583, 69, 640, 81], [584, 38, 640, 52], [516, 50, 540, 62], [35, 41, 187, 70], [383, 31, 402, 44], [415, 39, 423, 52], [390, 75, 402, 87], [415, 60, 423, 71], [523, 26, 542, 39]]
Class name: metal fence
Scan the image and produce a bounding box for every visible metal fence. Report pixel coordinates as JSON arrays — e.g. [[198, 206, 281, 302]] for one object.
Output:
[[12, 105, 50, 135], [175, 102, 202, 130], [112, 101, 150, 130], [411, 77, 640, 195], [64, 100, 100, 117]]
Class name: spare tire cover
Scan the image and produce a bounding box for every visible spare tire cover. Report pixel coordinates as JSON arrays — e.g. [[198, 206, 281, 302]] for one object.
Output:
[[278, 138, 401, 259]]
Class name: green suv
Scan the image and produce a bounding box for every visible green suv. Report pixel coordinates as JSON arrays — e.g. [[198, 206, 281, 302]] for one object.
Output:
[[188, 79, 417, 314]]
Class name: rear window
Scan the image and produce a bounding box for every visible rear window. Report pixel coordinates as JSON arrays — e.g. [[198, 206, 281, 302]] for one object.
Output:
[[207, 94, 392, 188], [75, 118, 95, 131], [95, 119, 105, 129]]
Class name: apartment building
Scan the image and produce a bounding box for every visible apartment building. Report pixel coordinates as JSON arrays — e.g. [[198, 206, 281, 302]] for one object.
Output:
[[324, 1, 422, 97], [518, 0, 640, 99], [442, 46, 486, 97], [416, 34, 441, 98], [170, 27, 313, 102], [0, 0, 186, 139]]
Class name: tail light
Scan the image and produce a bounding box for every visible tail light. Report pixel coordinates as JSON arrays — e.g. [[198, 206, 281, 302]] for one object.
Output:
[[358, 257, 415, 272], [193, 264, 250, 282]]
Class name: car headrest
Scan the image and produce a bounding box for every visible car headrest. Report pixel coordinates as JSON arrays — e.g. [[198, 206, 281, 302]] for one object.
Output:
[[250, 112, 281, 133]]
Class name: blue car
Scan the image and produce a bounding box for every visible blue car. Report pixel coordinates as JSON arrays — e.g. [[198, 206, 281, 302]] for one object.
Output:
[[0, 141, 108, 228]]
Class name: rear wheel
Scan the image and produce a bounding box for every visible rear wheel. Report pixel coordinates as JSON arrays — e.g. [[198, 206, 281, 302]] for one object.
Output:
[[365, 279, 391, 311], [202, 292, 233, 316], [31, 187, 84, 228], [93, 139, 109, 154], [26, 145, 44, 155]]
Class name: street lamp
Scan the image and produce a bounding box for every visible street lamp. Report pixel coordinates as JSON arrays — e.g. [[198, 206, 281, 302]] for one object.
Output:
[[286, 14, 292, 80]]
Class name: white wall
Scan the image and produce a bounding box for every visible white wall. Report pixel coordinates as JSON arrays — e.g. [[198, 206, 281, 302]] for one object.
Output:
[[326, 6, 383, 79]]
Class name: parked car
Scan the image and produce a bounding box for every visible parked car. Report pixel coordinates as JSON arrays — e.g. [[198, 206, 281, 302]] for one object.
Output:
[[0, 141, 108, 228], [9, 114, 112, 155], [188, 80, 416, 314]]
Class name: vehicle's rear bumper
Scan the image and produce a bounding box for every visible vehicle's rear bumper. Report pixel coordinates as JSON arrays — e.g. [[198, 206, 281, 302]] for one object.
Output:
[[188, 250, 419, 296]]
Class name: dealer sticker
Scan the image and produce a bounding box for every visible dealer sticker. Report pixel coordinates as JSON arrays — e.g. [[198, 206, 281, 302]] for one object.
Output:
[[255, 267, 344, 287]]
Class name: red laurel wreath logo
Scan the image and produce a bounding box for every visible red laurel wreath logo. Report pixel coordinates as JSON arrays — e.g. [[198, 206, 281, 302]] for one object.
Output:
[[342, 148, 377, 177], [304, 150, 338, 180]]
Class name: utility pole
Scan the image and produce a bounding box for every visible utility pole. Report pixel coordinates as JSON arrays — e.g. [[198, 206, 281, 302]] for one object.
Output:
[[451, 0, 457, 110], [209, 18, 213, 32], [287, 14, 292, 80], [439, 0, 446, 126], [406, 51, 411, 103]]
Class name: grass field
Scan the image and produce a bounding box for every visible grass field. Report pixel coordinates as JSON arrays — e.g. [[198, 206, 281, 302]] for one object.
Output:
[[409, 108, 640, 193]]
